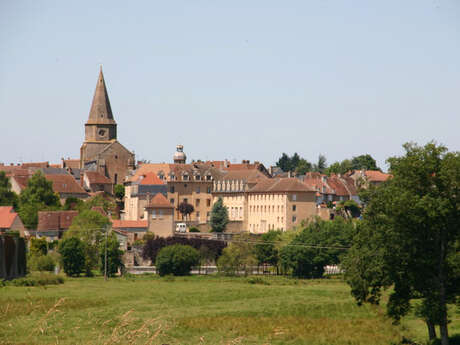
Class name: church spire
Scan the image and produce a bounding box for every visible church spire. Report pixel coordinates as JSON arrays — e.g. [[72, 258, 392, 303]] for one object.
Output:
[[86, 67, 116, 125]]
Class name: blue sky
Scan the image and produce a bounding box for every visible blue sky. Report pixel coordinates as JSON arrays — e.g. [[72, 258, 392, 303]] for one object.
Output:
[[1, 0, 459, 170]]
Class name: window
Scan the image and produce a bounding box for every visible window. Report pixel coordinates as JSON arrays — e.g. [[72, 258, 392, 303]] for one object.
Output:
[[183, 174, 189, 181], [183, 198, 188, 203], [170, 186, 175, 193], [292, 205, 296, 211], [206, 175, 212, 181], [196, 211, 200, 219], [196, 175, 201, 181], [151, 210, 156, 219], [207, 186, 211, 193], [184, 183, 187, 188], [170, 198, 174, 205], [195, 199, 200, 207], [206, 199, 211, 207], [159, 210, 163, 218], [206, 211, 210, 220], [292, 194, 297, 201], [114, 174, 118, 185], [196, 186, 200, 193], [292, 216, 297, 223]]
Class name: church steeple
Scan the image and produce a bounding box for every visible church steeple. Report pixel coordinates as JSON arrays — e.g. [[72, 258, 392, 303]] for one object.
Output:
[[84, 67, 117, 142]]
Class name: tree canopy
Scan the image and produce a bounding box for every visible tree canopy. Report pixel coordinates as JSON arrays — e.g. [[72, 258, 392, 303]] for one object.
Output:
[[18, 171, 60, 229], [210, 197, 229, 233], [177, 201, 194, 220], [343, 142, 460, 345]]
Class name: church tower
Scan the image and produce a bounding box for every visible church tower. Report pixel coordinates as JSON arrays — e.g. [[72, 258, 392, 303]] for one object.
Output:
[[80, 68, 135, 185], [85, 67, 117, 142]]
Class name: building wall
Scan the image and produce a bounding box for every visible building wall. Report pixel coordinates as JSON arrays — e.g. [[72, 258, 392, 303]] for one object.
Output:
[[147, 208, 174, 238], [212, 193, 245, 222], [285, 192, 317, 230], [167, 181, 213, 224]]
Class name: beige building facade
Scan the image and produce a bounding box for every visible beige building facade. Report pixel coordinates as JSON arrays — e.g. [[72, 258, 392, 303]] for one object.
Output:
[[145, 193, 175, 238]]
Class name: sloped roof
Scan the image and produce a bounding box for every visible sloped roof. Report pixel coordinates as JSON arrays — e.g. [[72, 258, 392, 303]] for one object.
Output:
[[112, 220, 148, 229], [21, 162, 49, 169], [85, 171, 112, 184], [62, 159, 80, 169], [365, 170, 391, 182], [221, 169, 268, 183], [37, 211, 78, 231], [146, 193, 174, 209], [128, 163, 224, 183], [139, 172, 165, 185], [11, 175, 30, 190], [249, 178, 316, 193], [86, 68, 116, 125], [0, 206, 18, 229], [45, 174, 88, 195]]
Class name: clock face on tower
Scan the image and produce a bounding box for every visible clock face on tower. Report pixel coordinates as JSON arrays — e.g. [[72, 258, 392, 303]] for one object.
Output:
[[98, 129, 106, 137]]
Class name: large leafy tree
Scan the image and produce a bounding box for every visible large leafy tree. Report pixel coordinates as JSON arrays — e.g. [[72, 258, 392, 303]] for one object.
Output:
[[313, 154, 327, 173], [276, 153, 291, 172], [254, 230, 282, 269], [0, 171, 18, 208], [99, 234, 124, 277], [18, 171, 60, 229], [177, 201, 194, 221], [66, 209, 111, 276], [351, 154, 379, 171], [343, 142, 460, 345], [58, 237, 85, 277], [210, 197, 229, 233]]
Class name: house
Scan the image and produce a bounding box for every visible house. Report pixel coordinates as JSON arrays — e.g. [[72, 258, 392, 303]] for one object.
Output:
[[348, 170, 391, 188], [45, 174, 89, 202], [111, 219, 148, 243], [124, 172, 168, 220], [246, 178, 317, 233], [0, 206, 26, 237], [36, 210, 79, 241], [125, 145, 224, 224], [145, 193, 175, 238], [83, 171, 113, 194]]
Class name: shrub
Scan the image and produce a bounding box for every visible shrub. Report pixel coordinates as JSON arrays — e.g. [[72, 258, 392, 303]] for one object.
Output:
[[7, 273, 64, 286], [188, 227, 200, 233], [155, 244, 199, 276], [58, 237, 85, 277], [29, 254, 55, 272], [217, 236, 256, 276]]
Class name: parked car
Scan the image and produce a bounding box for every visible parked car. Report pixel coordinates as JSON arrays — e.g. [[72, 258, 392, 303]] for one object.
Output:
[[175, 223, 187, 233]]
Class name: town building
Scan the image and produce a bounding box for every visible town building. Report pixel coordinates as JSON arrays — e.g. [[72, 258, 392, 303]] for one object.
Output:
[[145, 193, 175, 238], [0, 206, 26, 236], [36, 210, 79, 240], [80, 68, 135, 185]]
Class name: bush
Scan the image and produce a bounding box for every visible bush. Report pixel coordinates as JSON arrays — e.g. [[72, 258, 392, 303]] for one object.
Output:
[[155, 244, 199, 276], [6, 273, 64, 286], [29, 254, 55, 272], [188, 227, 200, 233], [217, 236, 256, 276], [99, 235, 124, 277], [58, 237, 85, 277]]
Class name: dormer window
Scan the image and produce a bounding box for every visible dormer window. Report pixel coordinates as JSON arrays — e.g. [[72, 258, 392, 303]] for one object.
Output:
[[98, 129, 106, 137], [195, 175, 201, 181], [206, 175, 212, 181], [183, 174, 189, 181]]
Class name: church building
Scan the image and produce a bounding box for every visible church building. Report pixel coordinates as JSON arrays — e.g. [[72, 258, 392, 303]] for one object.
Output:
[[80, 68, 135, 185]]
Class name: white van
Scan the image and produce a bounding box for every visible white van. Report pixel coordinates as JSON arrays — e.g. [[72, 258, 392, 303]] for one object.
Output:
[[175, 223, 187, 233]]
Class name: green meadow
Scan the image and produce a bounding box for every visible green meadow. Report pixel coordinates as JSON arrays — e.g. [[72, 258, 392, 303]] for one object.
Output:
[[1, 275, 459, 345]]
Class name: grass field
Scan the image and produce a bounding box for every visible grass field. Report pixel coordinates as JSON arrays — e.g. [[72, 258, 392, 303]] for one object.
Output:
[[1, 274, 459, 345]]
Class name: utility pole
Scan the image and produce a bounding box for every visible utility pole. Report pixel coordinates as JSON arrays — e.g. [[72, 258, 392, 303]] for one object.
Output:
[[104, 211, 111, 281]]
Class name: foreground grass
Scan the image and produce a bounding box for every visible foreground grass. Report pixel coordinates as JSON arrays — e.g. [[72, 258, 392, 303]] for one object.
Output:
[[0, 275, 458, 345]]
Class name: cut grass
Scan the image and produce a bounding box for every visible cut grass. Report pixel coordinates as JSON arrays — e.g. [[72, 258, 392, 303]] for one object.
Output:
[[0, 275, 458, 345]]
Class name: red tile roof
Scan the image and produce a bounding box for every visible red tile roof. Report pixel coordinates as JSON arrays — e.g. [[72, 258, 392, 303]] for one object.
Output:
[[37, 211, 78, 231], [85, 171, 112, 184], [147, 193, 174, 208], [0, 206, 18, 229], [139, 172, 165, 185], [45, 174, 88, 195], [365, 170, 391, 182], [62, 159, 80, 169], [112, 220, 148, 229], [21, 162, 49, 168]]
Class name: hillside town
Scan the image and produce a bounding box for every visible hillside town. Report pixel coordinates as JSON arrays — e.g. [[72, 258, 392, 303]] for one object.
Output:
[[0, 69, 390, 246]]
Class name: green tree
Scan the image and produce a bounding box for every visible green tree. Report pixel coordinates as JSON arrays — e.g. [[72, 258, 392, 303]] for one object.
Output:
[[326, 159, 353, 175], [313, 154, 327, 173], [217, 234, 256, 276], [254, 230, 282, 270], [210, 197, 229, 232], [155, 244, 200, 276], [0, 171, 18, 208], [114, 184, 125, 200], [63, 197, 84, 210], [18, 171, 60, 229], [343, 142, 460, 345], [177, 201, 194, 221], [276, 153, 291, 172], [29, 237, 48, 257], [66, 209, 111, 276], [295, 159, 312, 175], [351, 154, 379, 171], [99, 234, 123, 277], [58, 237, 85, 277]]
